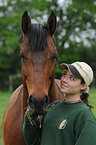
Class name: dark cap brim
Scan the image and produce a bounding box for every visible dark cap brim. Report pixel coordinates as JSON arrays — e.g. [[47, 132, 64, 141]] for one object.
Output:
[[60, 63, 83, 79]]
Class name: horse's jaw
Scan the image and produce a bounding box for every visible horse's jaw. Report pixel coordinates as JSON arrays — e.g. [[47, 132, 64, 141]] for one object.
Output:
[[48, 79, 64, 103]]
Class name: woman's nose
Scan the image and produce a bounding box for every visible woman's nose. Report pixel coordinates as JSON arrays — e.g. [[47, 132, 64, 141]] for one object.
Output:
[[61, 75, 67, 82]]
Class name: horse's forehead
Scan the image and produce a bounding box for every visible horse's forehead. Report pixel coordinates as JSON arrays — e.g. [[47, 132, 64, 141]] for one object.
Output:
[[29, 36, 56, 56], [21, 33, 56, 58], [30, 50, 48, 61]]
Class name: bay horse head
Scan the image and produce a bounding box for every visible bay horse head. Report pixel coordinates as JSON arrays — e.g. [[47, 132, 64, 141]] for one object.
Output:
[[21, 11, 58, 114]]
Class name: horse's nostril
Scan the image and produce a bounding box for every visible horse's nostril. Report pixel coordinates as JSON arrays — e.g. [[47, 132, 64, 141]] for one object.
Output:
[[28, 95, 34, 107], [45, 95, 49, 104], [29, 95, 32, 102], [44, 95, 49, 107]]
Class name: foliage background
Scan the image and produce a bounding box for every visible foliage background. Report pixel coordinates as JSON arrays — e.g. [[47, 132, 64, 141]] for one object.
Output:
[[0, 0, 96, 91], [0, 1, 96, 144]]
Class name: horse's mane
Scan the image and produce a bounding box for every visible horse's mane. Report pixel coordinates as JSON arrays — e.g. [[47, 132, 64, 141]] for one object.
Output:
[[27, 24, 48, 51]]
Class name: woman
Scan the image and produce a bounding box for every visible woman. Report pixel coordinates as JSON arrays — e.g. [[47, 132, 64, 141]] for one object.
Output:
[[23, 61, 96, 145]]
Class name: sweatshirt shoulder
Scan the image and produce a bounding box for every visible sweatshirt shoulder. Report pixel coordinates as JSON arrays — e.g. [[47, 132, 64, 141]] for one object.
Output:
[[80, 107, 96, 121], [75, 104, 96, 128], [46, 100, 62, 112]]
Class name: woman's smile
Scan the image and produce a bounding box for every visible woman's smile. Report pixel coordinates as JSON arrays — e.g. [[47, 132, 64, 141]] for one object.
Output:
[[61, 82, 68, 88]]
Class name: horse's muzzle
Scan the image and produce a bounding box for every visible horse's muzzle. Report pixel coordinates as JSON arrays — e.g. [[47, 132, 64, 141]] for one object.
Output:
[[28, 94, 49, 115]]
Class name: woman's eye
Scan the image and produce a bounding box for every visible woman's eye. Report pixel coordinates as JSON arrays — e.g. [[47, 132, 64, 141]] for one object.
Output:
[[62, 71, 67, 76], [70, 77, 74, 80]]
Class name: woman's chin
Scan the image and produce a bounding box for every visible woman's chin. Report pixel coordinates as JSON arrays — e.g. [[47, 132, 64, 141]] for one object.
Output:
[[60, 88, 67, 94]]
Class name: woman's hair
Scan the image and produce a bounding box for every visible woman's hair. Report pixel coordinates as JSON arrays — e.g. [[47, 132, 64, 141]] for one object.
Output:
[[80, 78, 93, 109]]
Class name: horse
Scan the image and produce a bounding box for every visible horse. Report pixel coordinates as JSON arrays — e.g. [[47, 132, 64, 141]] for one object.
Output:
[[2, 11, 64, 145]]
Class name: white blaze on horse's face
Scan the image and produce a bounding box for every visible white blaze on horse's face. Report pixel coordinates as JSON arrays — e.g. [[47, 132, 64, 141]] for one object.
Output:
[[20, 11, 57, 114]]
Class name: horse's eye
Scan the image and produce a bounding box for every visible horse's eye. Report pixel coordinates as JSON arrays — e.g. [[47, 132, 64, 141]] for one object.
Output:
[[20, 52, 26, 60], [51, 53, 58, 61], [49, 75, 52, 80]]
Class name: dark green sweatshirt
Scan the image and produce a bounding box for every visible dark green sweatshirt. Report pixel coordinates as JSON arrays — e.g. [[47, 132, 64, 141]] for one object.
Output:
[[23, 100, 96, 145]]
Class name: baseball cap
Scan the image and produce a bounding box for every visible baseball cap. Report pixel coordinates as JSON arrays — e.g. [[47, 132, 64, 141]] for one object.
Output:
[[60, 62, 93, 86]]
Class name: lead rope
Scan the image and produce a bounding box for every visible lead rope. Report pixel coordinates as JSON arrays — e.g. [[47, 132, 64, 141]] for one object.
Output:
[[38, 115, 42, 128], [40, 120, 42, 128]]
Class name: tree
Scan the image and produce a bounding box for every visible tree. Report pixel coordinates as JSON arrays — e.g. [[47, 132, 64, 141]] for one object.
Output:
[[51, 0, 96, 82], [0, 0, 53, 90], [0, 0, 96, 90]]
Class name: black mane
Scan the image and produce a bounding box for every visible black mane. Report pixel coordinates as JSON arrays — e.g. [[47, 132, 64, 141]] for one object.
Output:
[[27, 24, 48, 51]]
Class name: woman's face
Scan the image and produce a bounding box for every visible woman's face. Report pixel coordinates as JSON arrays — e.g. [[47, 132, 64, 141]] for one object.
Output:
[[60, 69, 85, 95]]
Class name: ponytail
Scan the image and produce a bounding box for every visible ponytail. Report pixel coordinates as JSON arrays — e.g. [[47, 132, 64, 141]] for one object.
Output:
[[80, 78, 93, 109], [80, 92, 94, 109]]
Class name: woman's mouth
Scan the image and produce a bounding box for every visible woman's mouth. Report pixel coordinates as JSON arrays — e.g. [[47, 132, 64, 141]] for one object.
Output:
[[61, 83, 68, 88]]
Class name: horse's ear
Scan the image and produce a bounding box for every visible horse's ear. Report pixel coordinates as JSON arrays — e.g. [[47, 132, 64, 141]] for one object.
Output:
[[46, 11, 57, 35], [21, 11, 31, 34]]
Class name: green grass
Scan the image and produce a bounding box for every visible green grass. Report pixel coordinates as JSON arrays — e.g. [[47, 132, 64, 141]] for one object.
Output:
[[0, 91, 13, 145], [89, 88, 96, 115], [0, 88, 96, 145]]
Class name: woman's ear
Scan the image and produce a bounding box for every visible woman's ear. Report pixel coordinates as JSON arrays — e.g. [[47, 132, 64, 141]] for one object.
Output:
[[81, 83, 87, 91]]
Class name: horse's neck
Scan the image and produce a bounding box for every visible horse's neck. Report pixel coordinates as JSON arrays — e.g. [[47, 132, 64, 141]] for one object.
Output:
[[48, 79, 64, 103]]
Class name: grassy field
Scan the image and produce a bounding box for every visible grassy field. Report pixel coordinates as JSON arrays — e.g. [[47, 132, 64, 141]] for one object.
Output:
[[0, 88, 96, 145], [0, 91, 13, 145]]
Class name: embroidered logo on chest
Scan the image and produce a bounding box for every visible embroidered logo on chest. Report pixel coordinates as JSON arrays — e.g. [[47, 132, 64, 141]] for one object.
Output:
[[58, 119, 67, 129]]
